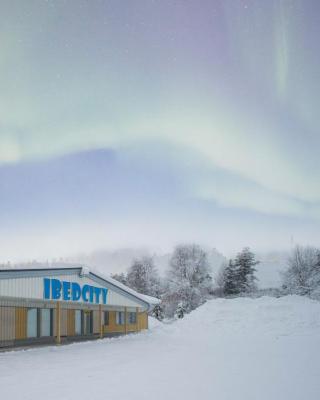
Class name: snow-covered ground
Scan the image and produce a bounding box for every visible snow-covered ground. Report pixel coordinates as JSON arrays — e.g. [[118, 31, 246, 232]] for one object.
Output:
[[1, 296, 320, 400]]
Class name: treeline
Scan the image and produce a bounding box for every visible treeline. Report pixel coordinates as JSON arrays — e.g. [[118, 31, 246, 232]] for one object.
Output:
[[3, 243, 318, 320], [111, 244, 260, 319], [113, 244, 320, 320]]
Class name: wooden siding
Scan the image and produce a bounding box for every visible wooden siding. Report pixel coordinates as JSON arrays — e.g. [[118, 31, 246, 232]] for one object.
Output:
[[0, 306, 15, 341], [93, 310, 100, 334], [67, 309, 75, 336], [103, 311, 148, 334], [138, 312, 148, 330], [1, 295, 150, 348], [103, 311, 125, 334], [52, 309, 57, 337], [15, 307, 27, 340]]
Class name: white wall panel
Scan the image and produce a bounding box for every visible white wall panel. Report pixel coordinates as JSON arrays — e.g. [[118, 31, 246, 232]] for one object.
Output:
[[0, 272, 143, 308]]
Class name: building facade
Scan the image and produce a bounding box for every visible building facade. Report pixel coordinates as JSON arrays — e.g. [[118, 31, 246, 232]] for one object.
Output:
[[0, 267, 157, 349]]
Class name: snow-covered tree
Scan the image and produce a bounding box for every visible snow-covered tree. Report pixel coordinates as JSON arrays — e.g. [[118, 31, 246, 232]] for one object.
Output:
[[215, 249, 258, 296], [126, 256, 161, 297], [282, 245, 320, 298], [216, 247, 258, 296], [175, 302, 186, 319], [163, 244, 213, 317], [110, 272, 127, 285]]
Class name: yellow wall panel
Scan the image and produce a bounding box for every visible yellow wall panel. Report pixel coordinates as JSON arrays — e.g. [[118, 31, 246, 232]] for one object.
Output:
[[15, 307, 27, 340], [103, 311, 148, 334], [103, 311, 125, 334], [67, 309, 75, 336], [138, 312, 148, 330]]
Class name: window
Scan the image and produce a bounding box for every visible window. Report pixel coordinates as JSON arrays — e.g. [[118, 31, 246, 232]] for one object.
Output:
[[27, 308, 37, 338], [83, 311, 93, 335], [116, 311, 125, 325], [40, 309, 51, 337], [128, 312, 137, 324], [104, 311, 109, 325], [75, 310, 81, 335]]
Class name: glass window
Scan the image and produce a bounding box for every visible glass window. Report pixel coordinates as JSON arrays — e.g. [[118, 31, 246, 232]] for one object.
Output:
[[116, 311, 125, 325], [128, 312, 137, 324], [104, 311, 109, 325], [40, 309, 51, 337], [83, 311, 92, 335], [27, 308, 38, 338], [75, 310, 81, 335]]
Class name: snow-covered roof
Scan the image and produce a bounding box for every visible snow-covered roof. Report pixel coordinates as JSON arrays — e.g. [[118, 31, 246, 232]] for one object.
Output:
[[95, 270, 161, 306]]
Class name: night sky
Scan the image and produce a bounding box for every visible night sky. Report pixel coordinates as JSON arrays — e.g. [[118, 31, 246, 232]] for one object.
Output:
[[0, 0, 319, 261]]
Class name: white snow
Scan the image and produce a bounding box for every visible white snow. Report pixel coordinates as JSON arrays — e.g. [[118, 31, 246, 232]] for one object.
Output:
[[1, 295, 320, 400]]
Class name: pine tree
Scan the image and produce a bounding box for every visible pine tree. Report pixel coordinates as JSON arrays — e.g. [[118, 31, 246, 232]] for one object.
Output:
[[233, 247, 259, 293], [223, 260, 239, 295]]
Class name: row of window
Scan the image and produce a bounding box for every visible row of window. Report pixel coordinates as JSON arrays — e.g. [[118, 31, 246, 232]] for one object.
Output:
[[25, 308, 138, 339], [104, 311, 137, 325], [26, 308, 85, 338], [27, 308, 52, 338]]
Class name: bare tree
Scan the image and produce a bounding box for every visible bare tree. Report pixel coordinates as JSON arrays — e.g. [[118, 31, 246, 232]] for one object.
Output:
[[126, 256, 161, 297]]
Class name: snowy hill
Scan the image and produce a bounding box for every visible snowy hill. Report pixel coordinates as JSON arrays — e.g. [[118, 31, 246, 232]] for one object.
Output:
[[1, 295, 320, 400]]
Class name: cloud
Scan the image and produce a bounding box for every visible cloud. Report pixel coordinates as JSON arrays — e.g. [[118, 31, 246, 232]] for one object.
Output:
[[0, 97, 319, 221], [194, 169, 307, 218], [0, 145, 319, 262]]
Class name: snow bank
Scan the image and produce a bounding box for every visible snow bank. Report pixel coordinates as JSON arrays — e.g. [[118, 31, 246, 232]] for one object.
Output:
[[1, 295, 319, 400]]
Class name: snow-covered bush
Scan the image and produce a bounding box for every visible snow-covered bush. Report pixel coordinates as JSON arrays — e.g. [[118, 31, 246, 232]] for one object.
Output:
[[152, 304, 164, 321]]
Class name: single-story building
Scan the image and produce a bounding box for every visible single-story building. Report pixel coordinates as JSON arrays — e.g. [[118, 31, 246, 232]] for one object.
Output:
[[0, 266, 159, 349]]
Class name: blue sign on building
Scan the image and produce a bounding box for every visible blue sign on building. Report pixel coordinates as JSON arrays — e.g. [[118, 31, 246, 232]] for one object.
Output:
[[43, 278, 108, 304]]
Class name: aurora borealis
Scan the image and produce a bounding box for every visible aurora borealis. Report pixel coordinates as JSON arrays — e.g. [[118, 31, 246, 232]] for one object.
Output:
[[0, 0, 319, 260]]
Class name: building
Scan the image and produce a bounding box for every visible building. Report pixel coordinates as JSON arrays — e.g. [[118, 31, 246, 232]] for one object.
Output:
[[0, 266, 159, 349]]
